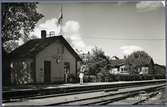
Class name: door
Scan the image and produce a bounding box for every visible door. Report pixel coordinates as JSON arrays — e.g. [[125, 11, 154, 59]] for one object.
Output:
[[44, 61, 51, 83], [64, 62, 70, 83]]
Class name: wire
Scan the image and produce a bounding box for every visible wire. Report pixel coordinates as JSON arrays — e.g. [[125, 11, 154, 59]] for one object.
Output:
[[82, 36, 165, 40]]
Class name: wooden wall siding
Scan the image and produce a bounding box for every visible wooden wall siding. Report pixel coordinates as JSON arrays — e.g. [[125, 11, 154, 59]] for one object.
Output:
[[36, 40, 76, 83]]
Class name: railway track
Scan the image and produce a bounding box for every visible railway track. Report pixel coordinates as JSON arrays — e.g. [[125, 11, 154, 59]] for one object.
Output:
[[3, 79, 165, 102], [101, 86, 165, 105], [47, 84, 165, 106], [4, 83, 159, 103], [3, 82, 165, 106]]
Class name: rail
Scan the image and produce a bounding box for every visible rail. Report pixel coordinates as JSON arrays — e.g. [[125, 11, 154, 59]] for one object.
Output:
[[3, 79, 166, 102]]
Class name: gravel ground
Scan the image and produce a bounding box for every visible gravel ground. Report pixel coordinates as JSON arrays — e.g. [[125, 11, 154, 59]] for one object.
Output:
[[141, 88, 166, 105], [108, 88, 166, 105]]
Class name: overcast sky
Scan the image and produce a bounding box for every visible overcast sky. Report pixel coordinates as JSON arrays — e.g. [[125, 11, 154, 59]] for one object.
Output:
[[29, 1, 165, 65]]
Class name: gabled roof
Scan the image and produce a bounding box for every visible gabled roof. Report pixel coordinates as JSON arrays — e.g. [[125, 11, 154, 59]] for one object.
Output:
[[110, 58, 154, 68], [10, 36, 82, 61], [126, 57, 154, 67], [110, 59, 125, 67]]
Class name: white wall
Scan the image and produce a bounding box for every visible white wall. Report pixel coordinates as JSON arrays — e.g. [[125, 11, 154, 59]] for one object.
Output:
[[110, 68, 118, 74], [120, 65, 126, 73], [110, 65, 129, 75], [140, 67, 149, 74]]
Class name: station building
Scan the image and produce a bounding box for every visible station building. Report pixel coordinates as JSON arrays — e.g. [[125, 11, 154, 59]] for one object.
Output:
[[9, 30, 82, 85]]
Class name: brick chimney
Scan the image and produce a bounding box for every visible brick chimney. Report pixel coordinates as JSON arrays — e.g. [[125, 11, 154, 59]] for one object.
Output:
[[41, 30, 46, 39]]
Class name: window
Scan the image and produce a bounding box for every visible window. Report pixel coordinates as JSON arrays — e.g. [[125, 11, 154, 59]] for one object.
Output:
[[64, 62, 70, 73]]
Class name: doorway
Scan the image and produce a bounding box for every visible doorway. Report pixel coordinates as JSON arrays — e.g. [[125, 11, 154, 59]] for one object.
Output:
[[44, 61, 51, 83], [64, 62, 70, 83]]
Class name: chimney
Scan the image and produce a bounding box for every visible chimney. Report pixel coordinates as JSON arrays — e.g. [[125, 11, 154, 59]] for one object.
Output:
[[41, 30, 46, 39], [49, 31, 55, 37]]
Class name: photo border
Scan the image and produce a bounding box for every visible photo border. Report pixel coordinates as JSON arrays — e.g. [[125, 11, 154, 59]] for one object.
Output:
[[0, 0, 166, 107]]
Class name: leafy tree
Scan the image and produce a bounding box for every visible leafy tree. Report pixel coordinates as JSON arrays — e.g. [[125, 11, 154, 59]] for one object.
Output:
[[2, 2, 44, 52], [84, 47, 110, 80], [126, 51, 152, 74]]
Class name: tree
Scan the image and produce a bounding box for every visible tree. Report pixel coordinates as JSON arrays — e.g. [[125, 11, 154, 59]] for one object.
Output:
[[126, 51, 152, 74], [84, 47, 110, 80], [2, 3, 44, 52]]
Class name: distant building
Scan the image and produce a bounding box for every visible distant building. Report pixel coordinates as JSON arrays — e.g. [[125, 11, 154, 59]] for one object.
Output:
[[154, 64, 166, 75], [9, 30, 81, 84], [137, 58, 154, 75], [109, 57, 154, 75], [109, 59, 129, 75]]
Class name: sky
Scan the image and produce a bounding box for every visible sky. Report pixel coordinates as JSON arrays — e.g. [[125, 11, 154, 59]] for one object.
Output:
[[28, 1, 165, 65]]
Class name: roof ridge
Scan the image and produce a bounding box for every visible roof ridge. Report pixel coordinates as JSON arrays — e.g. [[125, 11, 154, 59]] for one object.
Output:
[[9, 35, 81, 61]]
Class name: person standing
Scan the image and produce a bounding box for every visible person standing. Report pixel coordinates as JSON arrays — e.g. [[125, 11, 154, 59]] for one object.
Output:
[[64, 67, 69, 83], [79, 65, 86, 85]]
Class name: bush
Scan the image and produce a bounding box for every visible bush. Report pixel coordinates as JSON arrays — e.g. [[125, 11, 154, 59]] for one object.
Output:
[[83, 75, 97, 82], [105, 74, 164, 81], [68, 73, 78, 83], [84, 73, 165, 83]]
